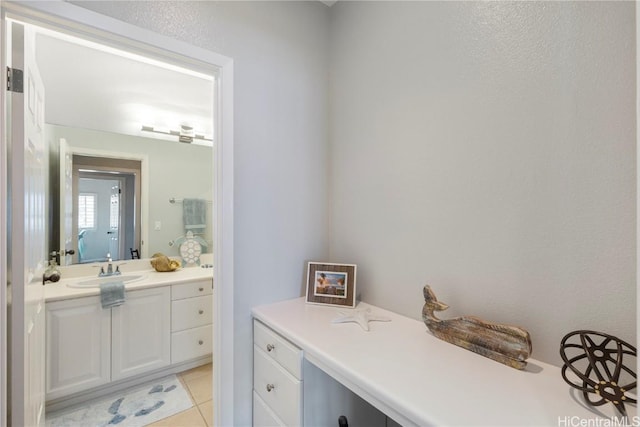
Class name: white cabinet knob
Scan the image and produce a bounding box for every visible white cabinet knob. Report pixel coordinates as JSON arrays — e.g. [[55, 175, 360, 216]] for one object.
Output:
[[266, 344, 275, 352], [266, 383, 275, 392]]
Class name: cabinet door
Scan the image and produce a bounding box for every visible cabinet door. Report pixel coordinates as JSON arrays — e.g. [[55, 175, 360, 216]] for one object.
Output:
[[111, 286, 171, 380], [253, 391, 285, 427], [46, 296, 110, 400]]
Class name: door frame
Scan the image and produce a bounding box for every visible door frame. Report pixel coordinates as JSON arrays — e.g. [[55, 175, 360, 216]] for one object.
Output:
[[69, 150, 145, 264], [74, 171, 129, 263], [1, 9, 8, 426], [0, 2, 235, 426]]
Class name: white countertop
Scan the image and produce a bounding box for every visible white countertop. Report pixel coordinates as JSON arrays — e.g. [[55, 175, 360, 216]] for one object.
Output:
[[44, 264, 213, 302], [252, 297, 636, 427]]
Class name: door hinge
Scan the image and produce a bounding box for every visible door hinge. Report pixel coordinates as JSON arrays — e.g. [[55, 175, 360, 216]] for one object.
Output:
[[6, 67, 24, 93]]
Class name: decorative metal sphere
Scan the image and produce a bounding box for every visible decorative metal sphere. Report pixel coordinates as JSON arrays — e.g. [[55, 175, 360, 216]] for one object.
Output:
[[560, 330, 636, 417]]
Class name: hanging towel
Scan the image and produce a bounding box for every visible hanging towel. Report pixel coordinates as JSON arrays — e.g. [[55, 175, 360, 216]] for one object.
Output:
[[183, 198, 207, 234], [100, 281, 126, 309]]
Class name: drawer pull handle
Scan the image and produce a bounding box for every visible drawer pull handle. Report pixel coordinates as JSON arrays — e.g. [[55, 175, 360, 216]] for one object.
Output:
[[266, 384, 275, 392], [266, 344, 275, 352], [198, 340, 204, 345], [198, 309, 204, 315], [199, 287, 204, 291]]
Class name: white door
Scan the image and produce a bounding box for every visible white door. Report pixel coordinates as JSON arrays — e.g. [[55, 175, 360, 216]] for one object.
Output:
[[77, 174, 122, 262], [8, 21, 47, 427], [58, 138, 74, 265]]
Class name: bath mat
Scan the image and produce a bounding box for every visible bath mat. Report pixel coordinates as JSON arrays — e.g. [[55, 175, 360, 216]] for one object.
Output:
[[46, 374, 193, 427]]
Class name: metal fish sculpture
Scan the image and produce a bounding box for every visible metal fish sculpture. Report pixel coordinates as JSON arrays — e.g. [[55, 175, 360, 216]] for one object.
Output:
[[422, 285, 532, 370]]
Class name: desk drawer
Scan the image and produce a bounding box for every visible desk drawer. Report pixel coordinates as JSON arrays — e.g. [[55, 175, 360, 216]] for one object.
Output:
[[254, 320, 302, 379], [172, 280, 212, 300], [172, 295, 212, 332], [254, 346, 301, 427], [171, 324, 213, 363], [253, 391, 285, 427]]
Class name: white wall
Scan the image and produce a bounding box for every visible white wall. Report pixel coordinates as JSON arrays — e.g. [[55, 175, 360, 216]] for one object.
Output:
[[69, 2, 331, 425], [329, 1, 636, 366]]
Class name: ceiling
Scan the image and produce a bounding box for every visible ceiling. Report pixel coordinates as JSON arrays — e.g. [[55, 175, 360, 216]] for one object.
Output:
[[35, 30, 214, 144]]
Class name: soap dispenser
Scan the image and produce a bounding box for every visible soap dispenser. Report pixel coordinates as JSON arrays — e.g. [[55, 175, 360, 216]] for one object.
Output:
[[42, 259, 61, 285]]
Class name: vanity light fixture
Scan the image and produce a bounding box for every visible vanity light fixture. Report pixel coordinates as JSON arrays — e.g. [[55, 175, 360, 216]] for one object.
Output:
[[141, 124, 212, 144]]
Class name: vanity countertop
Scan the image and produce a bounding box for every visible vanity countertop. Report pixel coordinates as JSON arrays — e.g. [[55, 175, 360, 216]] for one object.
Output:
[[44, 265, 213, 302], [253, 297, 636, 427]]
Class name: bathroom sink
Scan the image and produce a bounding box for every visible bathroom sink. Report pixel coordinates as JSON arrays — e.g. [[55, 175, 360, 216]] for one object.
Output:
[[68, 275, 146, 288]]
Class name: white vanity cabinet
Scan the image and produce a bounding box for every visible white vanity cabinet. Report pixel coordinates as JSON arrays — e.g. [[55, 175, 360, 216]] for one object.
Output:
[[46, 296, 111, 400], [252, 318, 385, 427], [253, 320, 303, 427], [171, 280, 213, 364], [111, 286, 171, 380], [46, 285, 172, 401], [253, 298, 628, 427]]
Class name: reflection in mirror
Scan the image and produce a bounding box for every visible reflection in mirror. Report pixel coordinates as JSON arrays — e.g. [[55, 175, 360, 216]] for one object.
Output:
[[37, 28, 215, 267], [47, 125, 213, 265], [73, 156, 141, 264]]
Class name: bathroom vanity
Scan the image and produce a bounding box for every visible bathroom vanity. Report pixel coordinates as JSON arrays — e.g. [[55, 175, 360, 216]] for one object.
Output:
[[252, 298, 637, 426], [43, 262, 213, 408]]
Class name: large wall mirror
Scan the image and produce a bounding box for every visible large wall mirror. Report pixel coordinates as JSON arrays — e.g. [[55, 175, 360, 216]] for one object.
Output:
[[36, 27, 215, 265]]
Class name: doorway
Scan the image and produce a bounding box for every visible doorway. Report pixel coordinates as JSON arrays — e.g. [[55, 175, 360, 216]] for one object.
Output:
[[37, 23, 215, 420], [1, 2, 235, 426], [77, 173, 126, 262], [70, 155, 141, 264]]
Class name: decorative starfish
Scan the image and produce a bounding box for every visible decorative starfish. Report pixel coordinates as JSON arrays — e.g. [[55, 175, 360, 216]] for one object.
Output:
[[332, 308, 391, 331]]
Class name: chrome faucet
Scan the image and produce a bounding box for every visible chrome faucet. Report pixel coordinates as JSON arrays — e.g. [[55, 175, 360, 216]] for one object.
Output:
[[98, 253, 122, 277]]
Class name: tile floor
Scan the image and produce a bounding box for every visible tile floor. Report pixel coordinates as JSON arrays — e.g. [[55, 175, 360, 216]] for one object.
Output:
[[147, 363, 213, 427]]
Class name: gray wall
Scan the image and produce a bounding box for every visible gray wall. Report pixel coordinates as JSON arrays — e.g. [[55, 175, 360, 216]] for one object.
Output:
[[67, 0, 635, 424], [329, 1, 636, 366]]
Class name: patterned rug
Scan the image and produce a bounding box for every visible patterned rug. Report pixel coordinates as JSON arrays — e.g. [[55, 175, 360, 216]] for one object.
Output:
[[46, 375, 193, 427]]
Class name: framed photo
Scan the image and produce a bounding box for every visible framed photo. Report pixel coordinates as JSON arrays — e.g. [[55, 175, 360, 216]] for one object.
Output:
[[305, 262, 357, 308]]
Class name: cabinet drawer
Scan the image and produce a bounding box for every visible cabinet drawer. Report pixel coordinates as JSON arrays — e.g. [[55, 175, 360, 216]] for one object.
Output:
[[253, 391, 285, 427], [254, 346, 302, 427], [172, 295, 213, 332], [254, 320, 302, 380], [172, 280, 212, 300], [171, 324, 213, 364]]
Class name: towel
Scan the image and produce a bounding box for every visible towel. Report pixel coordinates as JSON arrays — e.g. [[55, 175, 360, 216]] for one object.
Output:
[[100, 281, 126, 309], [183, 198, 207, 233]]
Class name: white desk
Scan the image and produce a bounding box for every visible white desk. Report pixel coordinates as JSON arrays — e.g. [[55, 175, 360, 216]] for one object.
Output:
[[252, 297, 636, 426]]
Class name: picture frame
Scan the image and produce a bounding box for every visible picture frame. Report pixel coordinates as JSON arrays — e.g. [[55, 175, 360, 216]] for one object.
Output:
[[305, 262, 357, 308]]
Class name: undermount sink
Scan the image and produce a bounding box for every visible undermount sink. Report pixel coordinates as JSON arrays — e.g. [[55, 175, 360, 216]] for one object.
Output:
[[67, 274, 146, 288]]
